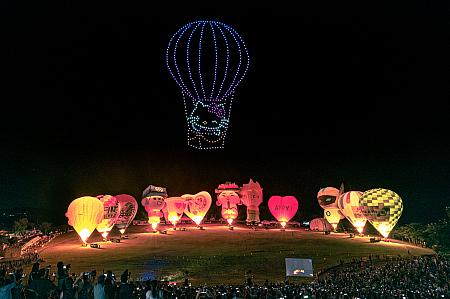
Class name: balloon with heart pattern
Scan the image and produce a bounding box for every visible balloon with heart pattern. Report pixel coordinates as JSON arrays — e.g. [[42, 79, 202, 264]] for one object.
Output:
[[163, 197, 187, 229], [182, 191, 212, 226], [268, 196, 299, 229]]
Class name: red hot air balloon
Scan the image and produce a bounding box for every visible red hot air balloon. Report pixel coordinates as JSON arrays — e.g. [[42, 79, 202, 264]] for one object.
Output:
[[268, 196, 299, 229]]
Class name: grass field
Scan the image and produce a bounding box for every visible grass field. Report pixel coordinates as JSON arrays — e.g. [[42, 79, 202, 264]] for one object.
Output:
[[38, 224, 434, 284]]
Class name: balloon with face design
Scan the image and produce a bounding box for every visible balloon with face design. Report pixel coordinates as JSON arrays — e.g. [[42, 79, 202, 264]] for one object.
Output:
[[96, 195, 121, 239], [182, 191, 212, 226], [239, 179, 263, 224], [215, 182, 242, 225], [163, 197, 187, 228], [142, 196, 167, 230]]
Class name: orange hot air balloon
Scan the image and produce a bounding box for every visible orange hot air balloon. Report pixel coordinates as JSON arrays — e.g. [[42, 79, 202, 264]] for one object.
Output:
[[182, 191, 212, 226], [268, 196, 298, 228], [163, 197, 187, 228], [66, 196, 104, 244], [96, 195, 121, 239], [215, 182, 241, 226]]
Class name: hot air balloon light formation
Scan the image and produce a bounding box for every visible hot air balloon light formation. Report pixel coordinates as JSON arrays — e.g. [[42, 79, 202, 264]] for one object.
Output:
[[166, 20, 250, 150]]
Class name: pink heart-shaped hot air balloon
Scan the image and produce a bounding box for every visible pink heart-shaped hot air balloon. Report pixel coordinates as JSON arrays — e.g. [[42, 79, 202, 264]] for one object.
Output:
[[268, 196, 298, 228]]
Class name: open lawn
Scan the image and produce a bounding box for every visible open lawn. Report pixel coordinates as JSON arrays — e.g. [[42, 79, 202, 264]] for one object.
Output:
[[38, 224, 434, 284]]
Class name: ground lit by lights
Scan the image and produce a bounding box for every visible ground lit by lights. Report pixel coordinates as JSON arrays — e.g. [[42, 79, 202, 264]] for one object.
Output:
[[38, 224, 435, 284]]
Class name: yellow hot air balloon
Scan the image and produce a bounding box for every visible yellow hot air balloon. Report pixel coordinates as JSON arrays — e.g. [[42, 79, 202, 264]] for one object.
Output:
[[324, 208, 345, 230], [182, 191, 212, 226], [337, 191, 367, 234], [359, 188, 403, 238], [66, 196, 104, 244]]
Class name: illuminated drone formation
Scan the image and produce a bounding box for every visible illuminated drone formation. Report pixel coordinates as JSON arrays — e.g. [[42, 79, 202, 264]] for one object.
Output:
[[166, 20, 250, 149]]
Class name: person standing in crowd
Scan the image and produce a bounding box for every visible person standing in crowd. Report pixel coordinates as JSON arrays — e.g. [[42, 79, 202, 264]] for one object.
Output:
[[93, 274, 106, 299], [28, 268, 57, 299], [104, 271, 115, 299], [74, 272, 93, 299], [118, 270, 133, 299]]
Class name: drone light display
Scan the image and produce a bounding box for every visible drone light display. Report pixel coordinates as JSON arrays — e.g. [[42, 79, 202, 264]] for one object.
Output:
[[166, 20, 250, 149]]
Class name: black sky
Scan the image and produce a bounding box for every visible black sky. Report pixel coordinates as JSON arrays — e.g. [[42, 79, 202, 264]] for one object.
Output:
[[1, 1, 449, 225]]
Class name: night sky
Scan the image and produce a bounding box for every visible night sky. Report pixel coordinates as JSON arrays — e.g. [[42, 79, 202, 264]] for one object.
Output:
[[1, 2, 449, 225]]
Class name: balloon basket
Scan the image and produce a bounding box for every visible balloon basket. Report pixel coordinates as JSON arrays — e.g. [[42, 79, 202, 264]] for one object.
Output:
[[198, 226, 205, 230], [229, 226, 234, 230], [280, 228, 286, 232], [81, 243, 88, 247]]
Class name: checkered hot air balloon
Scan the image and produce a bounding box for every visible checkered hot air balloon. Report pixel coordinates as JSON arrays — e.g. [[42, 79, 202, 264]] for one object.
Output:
[[359, 188, 403, 238]]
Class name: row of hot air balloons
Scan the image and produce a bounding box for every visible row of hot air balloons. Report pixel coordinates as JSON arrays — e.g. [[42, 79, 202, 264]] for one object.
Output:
[[317, 186, 403, 238], [65, 194, 138, 244]]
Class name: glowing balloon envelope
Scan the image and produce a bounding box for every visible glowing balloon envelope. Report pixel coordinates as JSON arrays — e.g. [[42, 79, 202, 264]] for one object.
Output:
[[309, 218, 332, 232], [66, 196, 104, 243], [337, 191, 367, 234], [324, 208, 345, 230], [317, 187, 340, 209], [359, 188, 403, 238], [268, 196, 298, 228], [115, 194, 138, 235], [166, 20, 250, 150], [182, 191, 212, 226], [215, 182, 241, 225], [239, 179, 263, 224], [141, 185, 168, 231], [96, 195, 121, 239], [163, 197, 187, 228]]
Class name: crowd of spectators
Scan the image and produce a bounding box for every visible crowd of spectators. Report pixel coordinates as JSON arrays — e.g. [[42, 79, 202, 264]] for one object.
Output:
[[0, 253, 40, 273], [0, 255, 448, 298]]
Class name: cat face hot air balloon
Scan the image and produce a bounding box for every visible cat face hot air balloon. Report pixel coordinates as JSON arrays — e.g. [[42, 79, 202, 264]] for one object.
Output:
[[66, 196, 104, 244], [239, 179, 263, 224], [141, 185, 168, 231], [337, 191, 367, 234], [215, 182, 241, 225], [268, 196, 298, 228], [166, 20, 250, 150], [115, 194, 138, 235], [163, 197, 187, 228], [182, 191, 212, 226], [359, 188, 403, 238], [96, 195, 121, 239]]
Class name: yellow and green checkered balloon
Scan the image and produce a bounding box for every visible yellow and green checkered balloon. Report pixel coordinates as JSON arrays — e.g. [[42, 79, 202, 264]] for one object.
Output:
[[359, 188, 403, 238]]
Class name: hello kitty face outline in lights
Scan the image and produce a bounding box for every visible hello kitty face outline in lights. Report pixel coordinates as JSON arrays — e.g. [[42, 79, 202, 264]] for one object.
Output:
[[141, 185, 168, 231], [215, 182, 242, 226], [239, 179, 263, 224]]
